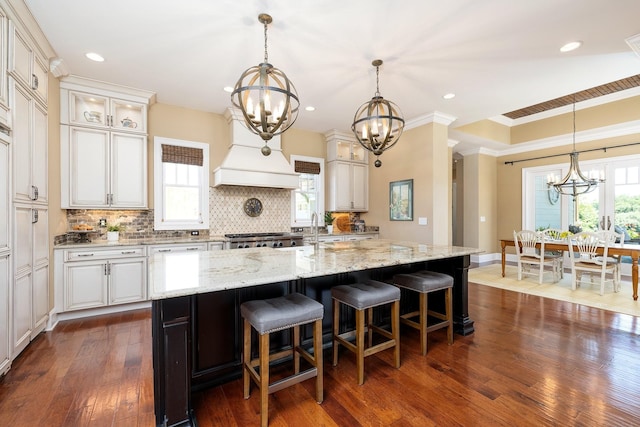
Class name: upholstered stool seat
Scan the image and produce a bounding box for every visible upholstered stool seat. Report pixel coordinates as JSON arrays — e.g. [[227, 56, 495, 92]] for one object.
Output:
[[241, 293, 324, 427], [393, 271, 453, 355], [331, 280, 401, 385]]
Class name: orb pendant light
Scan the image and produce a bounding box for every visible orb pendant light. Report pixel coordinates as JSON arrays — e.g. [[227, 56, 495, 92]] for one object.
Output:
[[231, 13, 299, 156], [351, 59, 404, 167]]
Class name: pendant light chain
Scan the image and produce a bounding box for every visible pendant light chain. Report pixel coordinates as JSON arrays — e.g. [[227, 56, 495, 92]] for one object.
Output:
[[375, 64, 381, 97], [263, 19, 269, 63]]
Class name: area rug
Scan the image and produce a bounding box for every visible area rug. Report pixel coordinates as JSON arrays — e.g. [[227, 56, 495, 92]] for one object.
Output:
[[469, 264, 640, 317]]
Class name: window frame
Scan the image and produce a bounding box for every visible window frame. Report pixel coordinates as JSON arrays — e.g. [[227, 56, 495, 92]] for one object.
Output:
[[290, 155, 325, 227], [154, 136, 209, 230]]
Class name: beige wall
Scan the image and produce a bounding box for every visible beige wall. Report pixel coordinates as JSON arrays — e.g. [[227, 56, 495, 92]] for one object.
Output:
[[363, 122, 451, 244], [456, 119, 511, 145], [495, 132, 640, 254]]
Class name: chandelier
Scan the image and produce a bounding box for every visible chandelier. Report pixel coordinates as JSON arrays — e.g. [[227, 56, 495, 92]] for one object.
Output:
[[547, 99, 604, 200], [231, 13, 299, 156], [351, 60, 404, 167]]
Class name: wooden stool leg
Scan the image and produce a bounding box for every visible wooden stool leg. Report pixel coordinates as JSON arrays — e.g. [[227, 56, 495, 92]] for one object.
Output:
[[243, 319, 251, 399], [367, 307, 373, 348], [392, 300, 401, 368], [314, 319, 324, 403], [356, 308, 365, 385], [332, 298, 339, 366], [293, 325, 300, 374], [419, 292, 427, 356], [259, 333, 270, 427], [445, 288, 453, 345]]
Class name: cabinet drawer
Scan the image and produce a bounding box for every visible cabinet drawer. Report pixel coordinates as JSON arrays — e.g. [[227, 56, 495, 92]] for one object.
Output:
[[149, 243, 207, 254], [65, 246, 145, 261]]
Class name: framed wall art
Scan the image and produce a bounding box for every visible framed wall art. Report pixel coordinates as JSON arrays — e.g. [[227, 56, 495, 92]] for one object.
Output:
[[389, 179, 413, 221]]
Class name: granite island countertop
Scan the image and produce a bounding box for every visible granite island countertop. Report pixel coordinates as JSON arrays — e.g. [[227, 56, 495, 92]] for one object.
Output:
[[149, 239, 483, 300], [54, 235, 228, 249]]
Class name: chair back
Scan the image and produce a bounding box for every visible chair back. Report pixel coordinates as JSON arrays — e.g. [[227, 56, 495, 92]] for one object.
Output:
[[599, 230, 624, 246], [569, 231, 610, 266], [514, 230, 543, 258]]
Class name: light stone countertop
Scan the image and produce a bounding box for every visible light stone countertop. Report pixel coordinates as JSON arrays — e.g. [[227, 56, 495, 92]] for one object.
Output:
[[148, 239, 483, 300]]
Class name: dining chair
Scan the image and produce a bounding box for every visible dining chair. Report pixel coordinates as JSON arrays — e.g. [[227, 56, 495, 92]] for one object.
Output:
[[541, 228, 565, 279], [513, 230, 560, 284], [598, 229, 625, 284], [567, 231, 620, 295]]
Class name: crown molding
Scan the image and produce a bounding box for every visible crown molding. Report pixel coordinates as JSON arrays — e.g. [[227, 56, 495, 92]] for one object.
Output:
[[405, 111, 457, 130]]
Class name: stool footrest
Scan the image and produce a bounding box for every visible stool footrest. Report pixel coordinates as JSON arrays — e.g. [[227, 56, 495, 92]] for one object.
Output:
[[268, 367, 318, 395]]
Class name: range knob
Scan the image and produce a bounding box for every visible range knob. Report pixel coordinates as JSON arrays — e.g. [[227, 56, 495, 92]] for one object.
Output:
[[291, 241, 297, 246], [272, 242, 278, 248], [277, 242, 283, 247]]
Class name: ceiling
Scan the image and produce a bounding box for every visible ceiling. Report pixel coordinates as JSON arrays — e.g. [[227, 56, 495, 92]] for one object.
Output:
[[24, 0, 640, 153]]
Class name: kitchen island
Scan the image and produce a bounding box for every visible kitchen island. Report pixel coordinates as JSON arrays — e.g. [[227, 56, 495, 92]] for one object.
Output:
[[150, 239, 481, 427]]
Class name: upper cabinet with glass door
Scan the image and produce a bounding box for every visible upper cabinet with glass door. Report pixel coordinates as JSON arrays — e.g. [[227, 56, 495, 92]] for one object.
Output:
[[59, 76, 155, 134], [326, 130, 368, 164], [65, 90, 147, 134]]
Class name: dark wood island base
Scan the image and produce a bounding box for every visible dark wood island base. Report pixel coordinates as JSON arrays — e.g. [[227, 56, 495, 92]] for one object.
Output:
[[151, 250, 474, 427]]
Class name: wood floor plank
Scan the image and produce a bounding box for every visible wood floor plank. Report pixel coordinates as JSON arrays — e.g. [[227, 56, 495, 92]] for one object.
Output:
[[2, 283, 640, 426]]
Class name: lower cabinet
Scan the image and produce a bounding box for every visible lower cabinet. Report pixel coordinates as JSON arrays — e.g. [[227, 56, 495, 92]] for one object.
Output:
[[0, 253, 10, 376], [62, 246, 147, 311]]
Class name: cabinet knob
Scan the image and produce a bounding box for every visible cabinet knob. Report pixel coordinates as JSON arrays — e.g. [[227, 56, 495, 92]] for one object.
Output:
[[32, 185, 39, 200], [32, 74, 38, 90]]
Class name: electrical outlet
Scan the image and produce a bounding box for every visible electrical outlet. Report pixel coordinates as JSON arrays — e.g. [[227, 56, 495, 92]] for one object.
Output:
[[190, 230, 199, 236], [99, 218, 107, 227]]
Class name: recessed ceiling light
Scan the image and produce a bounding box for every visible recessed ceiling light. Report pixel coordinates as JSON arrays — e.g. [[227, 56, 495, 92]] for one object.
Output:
[[443, 93, 456, 100], [560, 41, 582, 53], [223, 86, 234, 93], [305, 106, 315, 112], [85, 52, 104, 62]]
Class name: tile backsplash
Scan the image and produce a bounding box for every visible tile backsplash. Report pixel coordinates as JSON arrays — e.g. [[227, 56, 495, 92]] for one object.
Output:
[[63, 185, 293, 242]]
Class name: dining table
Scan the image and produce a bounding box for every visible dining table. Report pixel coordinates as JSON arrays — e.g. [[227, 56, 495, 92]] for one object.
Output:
[[500, 238, 640, 300]]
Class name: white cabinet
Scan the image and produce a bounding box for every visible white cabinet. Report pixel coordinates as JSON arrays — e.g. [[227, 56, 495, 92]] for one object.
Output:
[[327, 138, 367, 164], [0, 254, 9, 376], [326, 131, 369, 212], [208, 242, 224, 251], [8, 21, 47, 107], [0, 8, 9, 130], [0, 135, 8, 253], [10, 78, 47, 205], [327, 161, 368, 211], [148, 243, 207, 254], [305, 233, 378, 244], [60, 76, 155, 209], [12, 204, 48, 357], [63, 246, 147, 311], [63, 90, 147, 133], [61, 126, 147, 208]]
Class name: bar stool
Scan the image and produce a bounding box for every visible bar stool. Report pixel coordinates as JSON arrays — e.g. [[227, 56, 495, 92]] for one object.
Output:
[[393, 271, 453, 355], [331, 279, 401, 385], [241, 293, 324, 427]]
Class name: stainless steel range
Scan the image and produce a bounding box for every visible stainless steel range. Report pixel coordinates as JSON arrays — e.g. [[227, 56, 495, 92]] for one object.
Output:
[[224, 232, 304, 249]]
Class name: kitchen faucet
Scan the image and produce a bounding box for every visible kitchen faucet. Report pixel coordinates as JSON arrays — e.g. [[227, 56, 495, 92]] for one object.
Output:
[[311, 212, 319, 245]]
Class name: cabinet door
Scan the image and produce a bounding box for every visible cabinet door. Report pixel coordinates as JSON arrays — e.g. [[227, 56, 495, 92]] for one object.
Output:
[[32, 102, 47, 204], [351, 163, 368, 211], [0, 138, 8, 252], [64, 262, 108, 311], [32, 55, 47, 106], [0, 8, 8, 128], [69, 127, 110, 207], [67, 90, 109, 128], [7, 22, 32, 90], [0, 254, 10, 375], [109, 258, 147, 305], [332, 161, 352, 211], [32, 263, 48, 335], [13, 206, 32, 357], [10, 78, 33, 203], [111, 132, 147, 208], [32, 208, 48, 334], [110, 98, 147, 133]]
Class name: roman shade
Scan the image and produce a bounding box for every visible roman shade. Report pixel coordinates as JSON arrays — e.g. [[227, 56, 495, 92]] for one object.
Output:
[[294, 160, 321, 175], [162, 144, 203, 166]]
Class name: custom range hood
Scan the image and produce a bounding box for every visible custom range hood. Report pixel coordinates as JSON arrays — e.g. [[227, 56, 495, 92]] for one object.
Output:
[[213, 108, 299, 189]]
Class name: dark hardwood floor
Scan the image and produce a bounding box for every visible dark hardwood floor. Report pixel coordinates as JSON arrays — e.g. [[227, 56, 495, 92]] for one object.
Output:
[[2, 282, 640, 426]]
